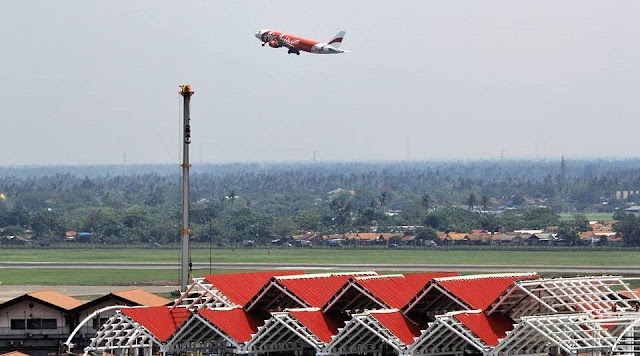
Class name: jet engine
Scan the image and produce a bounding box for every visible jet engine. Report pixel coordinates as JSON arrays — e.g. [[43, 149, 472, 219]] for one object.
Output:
[[269, 40, 280, 48]]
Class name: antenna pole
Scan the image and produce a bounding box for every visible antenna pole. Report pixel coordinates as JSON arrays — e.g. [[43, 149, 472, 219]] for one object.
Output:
[[179, 84, 194, 291]]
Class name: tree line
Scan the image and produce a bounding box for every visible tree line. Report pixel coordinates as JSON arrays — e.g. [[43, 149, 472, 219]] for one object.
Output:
[[2, 159, 640, 246]]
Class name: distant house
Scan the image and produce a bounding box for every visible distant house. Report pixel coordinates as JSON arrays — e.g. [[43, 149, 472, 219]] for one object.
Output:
[[513, 229, 544, 235], [0, 351, 29, 356], [326, 188, 356, 199], [526, 233, 557, 245], [0, 288, 172, 354], [402, 234, 416, 245], [467, 230, 493, 244], [625, 206, 640, 216], [492, 233, 518, 245], [292, 231, 324, 246], [0, 236, 30, 246], [579, 231, 620, 246], [344, 233, 392, 245], [0, 290, 84, 355], [443, 232, 470, 245]]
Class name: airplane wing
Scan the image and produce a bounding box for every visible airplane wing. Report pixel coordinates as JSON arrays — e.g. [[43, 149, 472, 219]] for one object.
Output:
[[267, 36, 294, 49], [276, 37, 296, 49]]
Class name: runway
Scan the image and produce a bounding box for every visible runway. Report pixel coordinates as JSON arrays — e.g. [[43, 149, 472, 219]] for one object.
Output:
[[2, 261, 640, 274]]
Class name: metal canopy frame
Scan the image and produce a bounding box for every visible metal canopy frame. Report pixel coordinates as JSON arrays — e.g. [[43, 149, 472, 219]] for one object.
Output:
[[171, 276, 237, 310], [167, 309, 245, 354], [323, 276, 396, 313], [488, 276, 640, 320], [403, 282, 470, 318], [326, 310, 414, 356], [246, 279, 310, 312], [245, 273, 376, 312], [410, 310, 493, 356], [491, 313, 617, 355], [611, 317, 640, 355], [245, 309, 328, 354], [80, 273, 640, 356], [84, 310, 164, 356]]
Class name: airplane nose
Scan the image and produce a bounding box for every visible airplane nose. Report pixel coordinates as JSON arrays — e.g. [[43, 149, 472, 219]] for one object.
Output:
[[255, 31, 263, 40]]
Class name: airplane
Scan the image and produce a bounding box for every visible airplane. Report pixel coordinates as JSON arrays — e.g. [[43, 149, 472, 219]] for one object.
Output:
[[255, 29, 350, 55]]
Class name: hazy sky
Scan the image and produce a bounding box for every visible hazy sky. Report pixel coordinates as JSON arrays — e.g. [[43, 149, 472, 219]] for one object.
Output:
[[1, 1, 638, 165]]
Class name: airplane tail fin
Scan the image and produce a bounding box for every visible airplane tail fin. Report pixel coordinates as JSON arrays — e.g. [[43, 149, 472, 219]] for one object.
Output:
[[327, 31, 346, 48]]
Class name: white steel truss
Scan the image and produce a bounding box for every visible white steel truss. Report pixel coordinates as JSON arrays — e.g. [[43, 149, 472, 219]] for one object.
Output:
[[246, 272, 376, 312], [487, 276, 640, 320], [490, 313, 617, 355], [167, 308, 246, 354], [245, 310, 325, 354], [171, 276, 237, 310], [410, 310, 496, 356], [611, 317, 640, 355], [403, 282, 471, 317], [246, 279, 310, 311], [64, 305, 128, 354], [326, 310, 415, 356], [323, 276, 396, 313], [84, 310, 164, 356]]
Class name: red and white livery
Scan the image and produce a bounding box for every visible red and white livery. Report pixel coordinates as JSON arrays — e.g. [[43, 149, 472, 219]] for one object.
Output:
[[255, 29, 350, 55]]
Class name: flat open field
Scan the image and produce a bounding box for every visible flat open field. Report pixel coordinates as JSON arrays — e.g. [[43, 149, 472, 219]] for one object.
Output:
[[1, 248, 639, 286], [1, 247, 640, 265]]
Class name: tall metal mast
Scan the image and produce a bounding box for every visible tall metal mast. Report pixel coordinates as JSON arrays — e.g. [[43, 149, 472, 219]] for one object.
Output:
[[179, 84, 194, 291]]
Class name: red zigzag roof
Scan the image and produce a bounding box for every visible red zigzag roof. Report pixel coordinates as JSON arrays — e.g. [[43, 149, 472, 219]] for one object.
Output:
[[121, 306, 191, 342], [204, 270, 304, 306], [198, 307, 266, 343], [357, 272, 458, 309], [437, 273, 539, 310], [277, 273, 377, 307], [453, 311, 514, 346], [369, 310, 422, 344], [288, 309, 348, 343]]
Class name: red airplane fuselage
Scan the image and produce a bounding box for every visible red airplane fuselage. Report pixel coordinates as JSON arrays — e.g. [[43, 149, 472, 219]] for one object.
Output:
[[255, 29, 348, 55]]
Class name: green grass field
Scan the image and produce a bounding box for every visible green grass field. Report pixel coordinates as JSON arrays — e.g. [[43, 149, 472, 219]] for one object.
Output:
[[1, 248, 639, 285], [0, 247, 638, 265], [1, 247, 639, 265], [0, 268, 180, 285]]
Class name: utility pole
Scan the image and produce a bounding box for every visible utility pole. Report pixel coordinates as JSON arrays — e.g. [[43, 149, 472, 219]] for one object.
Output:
[[179, 84, 194, 291]]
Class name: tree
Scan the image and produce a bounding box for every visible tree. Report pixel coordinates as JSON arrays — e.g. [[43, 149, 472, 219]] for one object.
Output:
[[294, 209, 325, 231], [481, 196, 489, 211], [225, 190, 237, 204], [614, 214, 640, 246], [424, 214, 443, 230], [421, 194, 432, 211], [272, 216, 296, 239], [511, 195, 526, 206], [82, 208, 124, 240], [378, 191, 388, 210], [521, 207, 560, 229], [557, 223, 580, 246], [2, 224, 24, 236], [415, 226, 439, 244], [568, 213, 591, 232], [329, 197, 351, 227], [467, 193, 477, 211]]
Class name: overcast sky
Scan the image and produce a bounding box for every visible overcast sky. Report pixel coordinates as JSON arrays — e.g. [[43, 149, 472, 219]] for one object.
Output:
[[1, 1, 638, 165]]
